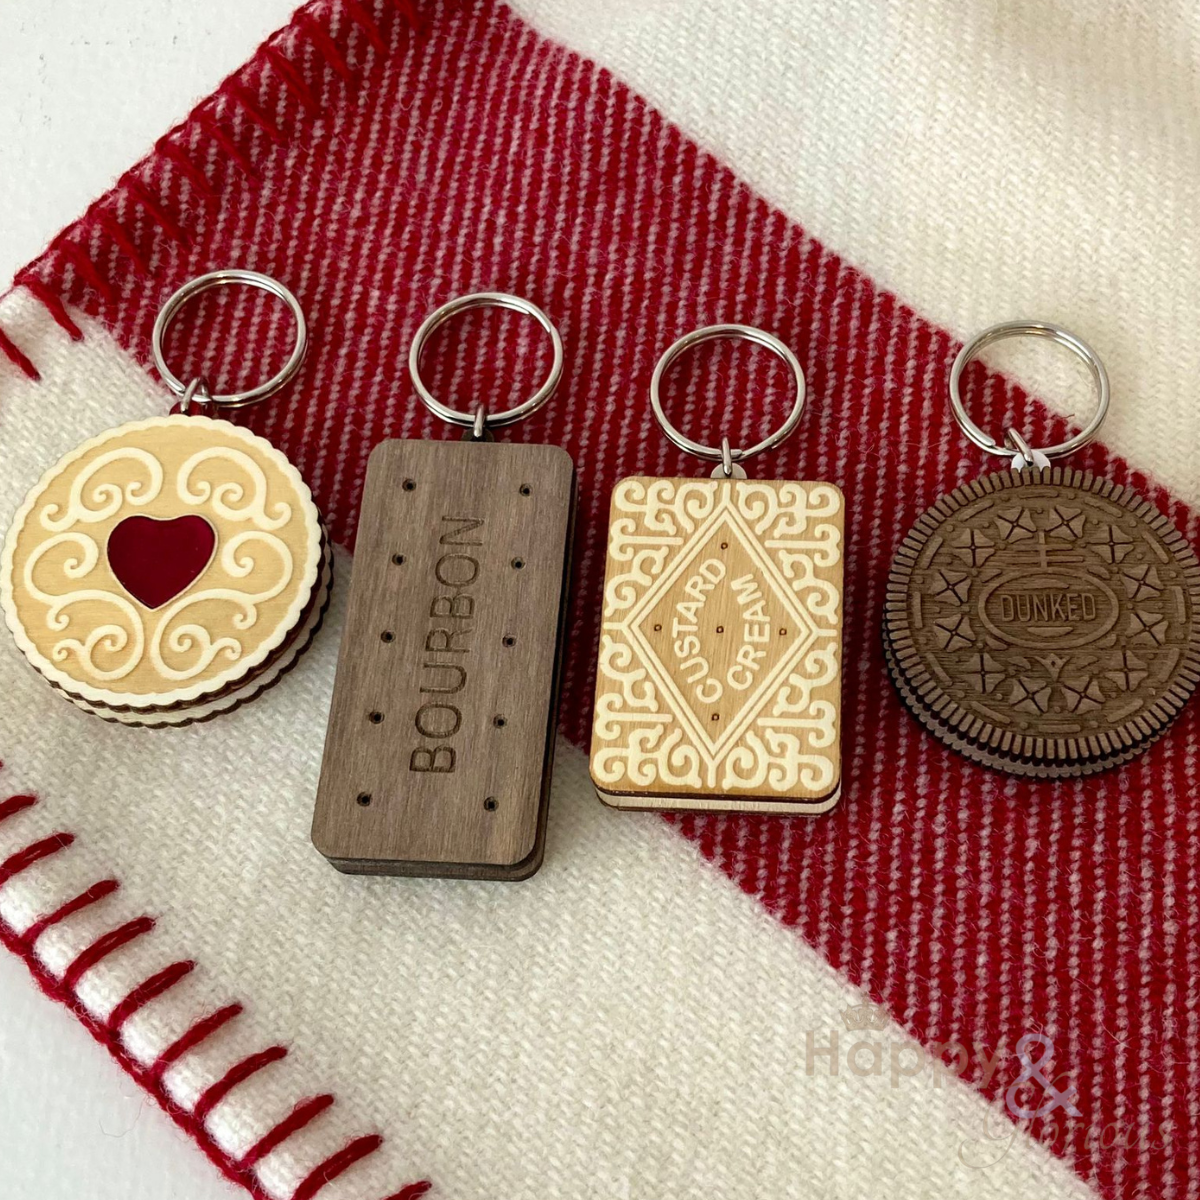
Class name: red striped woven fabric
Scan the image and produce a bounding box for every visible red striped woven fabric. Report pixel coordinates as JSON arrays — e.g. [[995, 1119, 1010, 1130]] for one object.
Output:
[[5, 1, 1194, 1195]]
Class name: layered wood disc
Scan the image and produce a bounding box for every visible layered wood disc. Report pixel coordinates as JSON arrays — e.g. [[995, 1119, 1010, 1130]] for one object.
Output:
[[1, 414, 325, 720], [885, 467, 1200, 777]]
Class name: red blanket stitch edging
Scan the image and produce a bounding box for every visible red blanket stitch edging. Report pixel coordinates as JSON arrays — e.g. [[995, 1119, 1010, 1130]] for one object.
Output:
[[0, 0, 420, 379], [0, 791, 432, 1200]]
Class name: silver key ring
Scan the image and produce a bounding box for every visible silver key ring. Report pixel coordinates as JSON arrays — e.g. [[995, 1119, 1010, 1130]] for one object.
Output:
[[649, 324, 806, 474], [949, 319, 1109, 461], [408, 292, 564, 431], [152, 269, 308, 409]]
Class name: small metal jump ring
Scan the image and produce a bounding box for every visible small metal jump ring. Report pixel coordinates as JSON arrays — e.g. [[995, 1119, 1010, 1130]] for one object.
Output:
[[948, 320, 1109, 462], [408, 292, 564, 430], [152, 269, 308, 409], [179, 378, 213, 416], [648, 324, 806, 468]]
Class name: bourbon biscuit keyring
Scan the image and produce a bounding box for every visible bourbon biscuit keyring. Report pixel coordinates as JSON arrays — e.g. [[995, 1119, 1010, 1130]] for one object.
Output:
[[885, 319, 1200, 777], [1, 269, 328, 726], [590, 323, 847, 815], [312, 291, 575, 881]]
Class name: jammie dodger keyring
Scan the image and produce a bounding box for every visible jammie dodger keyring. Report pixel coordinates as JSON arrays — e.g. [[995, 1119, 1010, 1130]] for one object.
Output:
[[885, 320, 1200, 777], [0, 269, 329, 727], [589, 324, 846, 814]]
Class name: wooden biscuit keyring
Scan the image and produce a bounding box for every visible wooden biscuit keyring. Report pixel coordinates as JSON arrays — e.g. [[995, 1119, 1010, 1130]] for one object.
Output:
[[312, 292, 576, 880], [885, 320, 1200, 777], [0, 269, 328, 727], [589, 324, 847, 814]]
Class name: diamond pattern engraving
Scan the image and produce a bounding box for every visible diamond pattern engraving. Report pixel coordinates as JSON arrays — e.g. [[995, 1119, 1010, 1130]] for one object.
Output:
[[590, 478, 845, 808]]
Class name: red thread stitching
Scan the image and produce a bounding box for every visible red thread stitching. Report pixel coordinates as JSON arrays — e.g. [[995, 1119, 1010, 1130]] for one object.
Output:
[[57, 240, 117, 304], [195, 111, 259, 178], [107, 959, 196, 1031], [227, 81, 287, 144], [156, 137, 217, 198], [238, 1094, 335, 1170], [297, 10, 353, 82], [22, 878, 120, 946], [149, 1002, 243, 1082], [16, 277, 83, 341], [0, 326, 41, 382], [125, 177, 189, 247], [94, 210, 150, 277], [0, 911, 431, 1200], [62, 915, 155, 991], [344, 0, 387, 54], [0, 794, 36, 823], [0, 833, 73, 888], [384, 1184, 433, 1200], [262, 45, 320, 114], [292, 1134, 383, 1200], [195, 1045, 289, 1123]]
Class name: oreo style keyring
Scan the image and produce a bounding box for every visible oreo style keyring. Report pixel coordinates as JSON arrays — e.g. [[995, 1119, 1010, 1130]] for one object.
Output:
[[589, 322, 847, 816], [0, 268, 329, 727], [885, 319, 1200, 777], [313, 291, 577, 882]]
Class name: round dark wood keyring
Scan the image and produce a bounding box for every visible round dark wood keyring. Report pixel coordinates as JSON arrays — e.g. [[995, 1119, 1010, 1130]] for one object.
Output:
[[885, 466, 1200, 777], [881, 621, 1164, 778]]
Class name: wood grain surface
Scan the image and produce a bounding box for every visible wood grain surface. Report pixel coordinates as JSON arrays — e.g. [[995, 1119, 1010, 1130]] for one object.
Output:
[[884, 466, 1200, 776], [312, 438, 575, 879], [589, 476, 845, 813]]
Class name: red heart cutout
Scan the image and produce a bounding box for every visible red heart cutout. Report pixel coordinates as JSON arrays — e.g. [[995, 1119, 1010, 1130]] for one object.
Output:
[[107, 515, 217, 609]]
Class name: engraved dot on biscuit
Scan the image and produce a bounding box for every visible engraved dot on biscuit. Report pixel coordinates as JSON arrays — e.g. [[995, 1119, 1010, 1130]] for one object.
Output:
[[368, 710, 385, 724], [711, 713, 721, 722], [720, 541, 729, 550], [380, 630, 395, 643], [483, 796, 499, 812], [716, 625, 725, 634], [402, 478, 416, 492], [511, 557, 525, 570], [493, 715, 507, 728], [391, 553, 406, 566], [519, 484, 532, 496], [502, 635, 516, 647], [356, 792, 372, 807]]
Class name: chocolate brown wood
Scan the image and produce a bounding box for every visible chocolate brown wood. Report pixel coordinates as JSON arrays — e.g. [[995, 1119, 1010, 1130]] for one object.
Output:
[[884, 467, 1200, 777], [312, 439, 575, 879]]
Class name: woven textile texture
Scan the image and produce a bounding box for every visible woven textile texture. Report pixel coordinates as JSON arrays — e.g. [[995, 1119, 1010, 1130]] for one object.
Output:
[[0, 2, 1196, 1197]]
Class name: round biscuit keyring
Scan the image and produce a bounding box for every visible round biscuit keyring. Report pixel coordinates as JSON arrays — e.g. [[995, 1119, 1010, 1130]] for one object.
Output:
[[884, 320, 1200, 777], [0, 269, 329, 727]]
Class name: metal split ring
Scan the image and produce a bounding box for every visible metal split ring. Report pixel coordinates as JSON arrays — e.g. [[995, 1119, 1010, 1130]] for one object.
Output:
[[152, 269, 308, 409], [649, 324, 806, 475], [949, 320, 1109, 462], [408, 292, 564, 431]]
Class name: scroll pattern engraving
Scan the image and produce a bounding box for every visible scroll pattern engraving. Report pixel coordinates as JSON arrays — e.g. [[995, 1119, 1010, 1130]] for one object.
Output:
[[9, 424, 309, 691], [592, 478, 844, 797]]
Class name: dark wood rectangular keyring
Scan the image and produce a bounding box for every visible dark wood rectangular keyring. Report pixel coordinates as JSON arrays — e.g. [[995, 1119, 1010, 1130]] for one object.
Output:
[[312, 438, 575, 879]]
